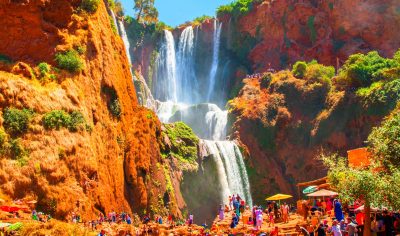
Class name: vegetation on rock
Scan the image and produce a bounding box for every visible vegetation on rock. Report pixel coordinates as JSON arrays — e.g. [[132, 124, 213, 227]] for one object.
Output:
[[161, 122, 199, 164], [3, 108, 34, 136], [42, 110, 88, 132], [217, 0, 262, 18], [55, 50, 83, 73], [81, 0, 100, 14], [134, 0, 158, 24]]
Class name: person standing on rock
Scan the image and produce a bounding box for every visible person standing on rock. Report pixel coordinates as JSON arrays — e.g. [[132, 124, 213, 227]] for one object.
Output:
[[256, 207, 263, 230], [281, 202, 290, 223], [219, 204, 225, 221], [188, 213, 193, 226]]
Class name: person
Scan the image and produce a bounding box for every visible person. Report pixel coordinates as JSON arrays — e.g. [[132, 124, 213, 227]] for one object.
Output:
[[229, 196, 233, 211], [231, 213, 239, 229], [346, 217, 358, 236], [326, 198, 333, 214], [269, 211, 275, 227], [297, 224, 310, 236], [302, 200, 310, 221], [308, 224, 316, 236], [316, 223, 326, 236], [281, 203, 290, 223], [382, 210, 393, 236], [330, 220, 342, 236], [252, 206, 257, 227], [334, 199, 344, 222], [188, 213, 193, 226], [126, 214, 132, 225], [271, 226, 279, 236], [256, 207, 263, 230], [219, 204, 224, 221], [98, 229, 106, 236]]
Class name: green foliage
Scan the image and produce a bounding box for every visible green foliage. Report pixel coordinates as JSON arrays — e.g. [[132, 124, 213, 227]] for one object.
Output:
[[38, 62, 50, 77], [75, 45, 86, 55], [42, 110, 87, 132], [368, 109, 400, 169], [192, 15, 212, 25], [0, 54, 13, 64], [109, 16, 117, 34], [9, 138, 28, 165], [81, 0, 100, 13], [55, 50, 83, 73], [305, 63, 335, 86], [339, 51, 400, 87], [162, 122, 199, 164], [328, 2, 334, 10], [3, 108, 34, 136], [109, 99, 122, 118], [292, 61, 307, 78], [356, 80, 400, 115], [134, 0, 158, 24], [307, 16, 317, 44], [42, 110, 71, 130], [217, 0, 262, 18]]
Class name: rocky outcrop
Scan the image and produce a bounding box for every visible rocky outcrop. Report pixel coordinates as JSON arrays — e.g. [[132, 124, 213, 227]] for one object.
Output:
[[0, 0, 183, 220], [224, 0, 400, 71]]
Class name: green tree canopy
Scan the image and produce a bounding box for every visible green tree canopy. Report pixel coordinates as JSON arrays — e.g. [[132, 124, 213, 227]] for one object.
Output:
[[134, 0, 158, 24]]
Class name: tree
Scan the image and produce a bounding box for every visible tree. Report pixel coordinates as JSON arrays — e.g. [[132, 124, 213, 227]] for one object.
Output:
[[134, 0, 158, 24], [321, 107, 400, 236], [368, 110, 400, 169]]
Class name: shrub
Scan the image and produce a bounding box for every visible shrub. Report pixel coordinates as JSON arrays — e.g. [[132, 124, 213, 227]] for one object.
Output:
[[55, 50, 83, 73], [3, 108, 34, 136], [9, 138, 28, 163], [38, 62, 50, 77], [75, 45, 87, 55], [292, 61, 307, 78], [42, 110, 88, 132], [42, 110, 71, 130], [110, 99, 122, 118], [217, 0, 263, 18], [260, 73, 272, 88], [192, 15, 212, 25], [68, 111, 86, 131], [305, 63, 335, 82], [339, 51, 399, 87], [81, 0, 100, 13]]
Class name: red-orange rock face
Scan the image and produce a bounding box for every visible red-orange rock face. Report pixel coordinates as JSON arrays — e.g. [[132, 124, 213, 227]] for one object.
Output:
[[0, 0, 181, 220], [234, 0, 400, 71]]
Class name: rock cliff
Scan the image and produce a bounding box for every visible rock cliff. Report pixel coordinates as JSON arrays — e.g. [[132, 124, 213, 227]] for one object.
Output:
[[0, 0, 184, 220]]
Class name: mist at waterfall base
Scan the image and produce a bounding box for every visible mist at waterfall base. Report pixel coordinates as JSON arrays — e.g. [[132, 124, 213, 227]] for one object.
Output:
[[117, 17, 252, 224]]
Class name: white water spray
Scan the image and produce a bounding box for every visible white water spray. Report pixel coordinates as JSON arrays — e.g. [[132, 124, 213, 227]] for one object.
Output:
[[207, 20, 223, 102]]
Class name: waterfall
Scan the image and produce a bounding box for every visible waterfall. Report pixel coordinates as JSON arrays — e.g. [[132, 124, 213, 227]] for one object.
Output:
[[118, 20, 132, 66], [177, 26, 197, 104], [205, 105, 228, 141], [153, 30, 178, 103], [203, 140, 253, 207], [117, 20, 156, 110], [207, 20, 223, 102], [110, 11, 120, 35]]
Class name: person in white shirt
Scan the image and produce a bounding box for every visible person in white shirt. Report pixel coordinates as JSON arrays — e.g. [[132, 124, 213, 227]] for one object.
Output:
[[331, 220, 343, 236]]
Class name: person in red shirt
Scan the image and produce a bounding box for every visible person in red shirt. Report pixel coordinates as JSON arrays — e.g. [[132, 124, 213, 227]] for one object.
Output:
[[271, 226, 279, 236]]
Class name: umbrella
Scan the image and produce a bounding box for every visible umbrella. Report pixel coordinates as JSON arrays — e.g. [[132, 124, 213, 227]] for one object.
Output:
[[303, 186, 318, 194], [306, 189, 338, 197], [266, 194, 293, 201]]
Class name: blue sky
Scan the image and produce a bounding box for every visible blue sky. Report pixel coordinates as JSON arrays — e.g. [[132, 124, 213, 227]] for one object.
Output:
[[120, 0, 233, 27]]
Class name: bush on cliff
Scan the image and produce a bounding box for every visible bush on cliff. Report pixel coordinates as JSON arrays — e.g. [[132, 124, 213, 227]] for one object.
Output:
[[217, 0, 263, 18], [42, 110, 88, 132], [55, 50, 83, 73], [339, 51, 399, 87], [3, 108, 34, 136], [292, 61, 307, 78], [81, 0, 100, 13]]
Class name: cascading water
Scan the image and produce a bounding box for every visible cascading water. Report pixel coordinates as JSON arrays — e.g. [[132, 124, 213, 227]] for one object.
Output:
[[207, 20, 223, 102], [118, 20, 132, 66], [123, 19, 252, 222], [202, 140, 253, 207], [118, 20, 156, 110], [177, 26, 197, 104]]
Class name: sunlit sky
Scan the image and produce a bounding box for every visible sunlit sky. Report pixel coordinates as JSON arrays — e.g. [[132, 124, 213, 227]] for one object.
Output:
[[120, 0, 233, 27]]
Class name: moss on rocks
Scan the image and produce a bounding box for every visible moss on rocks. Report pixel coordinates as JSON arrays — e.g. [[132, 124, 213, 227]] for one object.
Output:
[[161, 122, 199, 164]]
